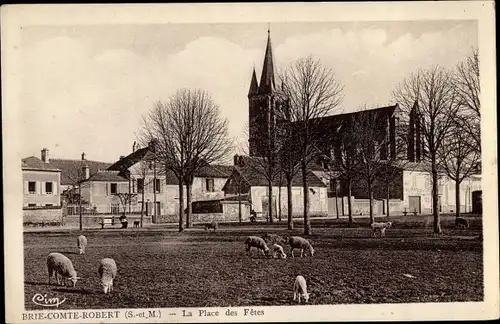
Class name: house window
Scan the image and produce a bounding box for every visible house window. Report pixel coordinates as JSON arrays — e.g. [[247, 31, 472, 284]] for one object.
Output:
[[45, 182, 53, 194], [110, 183, 117, 194], [28, 203, 36, 207], [206, 179, 215, 192], [137, 178, 144, 193], [28, 181, 36, 194], [154, 179, 161, 193]]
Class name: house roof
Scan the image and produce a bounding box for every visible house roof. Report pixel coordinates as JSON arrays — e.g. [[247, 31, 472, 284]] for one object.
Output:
[[227, 165, 326, 188], [84, 170, 128, 182], [163, 164, 233, 185], [49, 158, 113, 185], [21, 156, 61, 172], [107, 147, 152, 172]]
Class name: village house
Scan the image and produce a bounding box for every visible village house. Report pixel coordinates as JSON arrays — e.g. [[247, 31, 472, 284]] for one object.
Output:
[[22, 149, 63, 224], [107, 142, 234, 223], [222, 155, 328, 220]]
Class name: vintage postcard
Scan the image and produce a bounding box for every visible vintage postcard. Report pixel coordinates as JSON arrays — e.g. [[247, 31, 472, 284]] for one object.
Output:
[[2, 2, 498, 323]]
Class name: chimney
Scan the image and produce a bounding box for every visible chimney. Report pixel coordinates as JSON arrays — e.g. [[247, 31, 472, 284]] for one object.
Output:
[[81, 152, 86, 161], [119, 156, 125, 160], [133, 141, 137, 153], [233, 154, 239, 166], [82, 165, 90, 180], [41, 148, 49, 163]]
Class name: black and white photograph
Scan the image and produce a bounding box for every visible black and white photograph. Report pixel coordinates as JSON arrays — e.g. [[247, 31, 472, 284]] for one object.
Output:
[[2, 2, 498, 323]]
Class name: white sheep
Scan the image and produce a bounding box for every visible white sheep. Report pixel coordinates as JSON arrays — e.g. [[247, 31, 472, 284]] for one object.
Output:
[[47, 252, 80, 287], [272, 244, 287, 259], [77, 235, 87, 255], [98, 258, 117, 294], [288, 236, 315, 258], [244, 236, 270, 256], [370, 221, 393, 237], [293, 275, 310, 303]]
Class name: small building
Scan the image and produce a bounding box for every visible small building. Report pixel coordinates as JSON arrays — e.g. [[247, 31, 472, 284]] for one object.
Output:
[[22, 149, 63, 225], [222, 155, 328, 219]]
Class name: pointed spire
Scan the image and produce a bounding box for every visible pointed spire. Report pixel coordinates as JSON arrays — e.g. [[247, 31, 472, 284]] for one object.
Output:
[[259, 28, 275, 94], [248, 67, 259, 97]]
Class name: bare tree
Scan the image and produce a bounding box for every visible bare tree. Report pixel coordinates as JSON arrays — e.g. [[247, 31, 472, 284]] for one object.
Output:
[[393, 66, 460, 234], [279, 55, 344, 235], [64, 160, 96, 231], [455, 48, 481, 153], [112, 192, 138, 214], [132, 158, 156, 227], [142, 89, 232, 231], [438, 116, 481, 219]]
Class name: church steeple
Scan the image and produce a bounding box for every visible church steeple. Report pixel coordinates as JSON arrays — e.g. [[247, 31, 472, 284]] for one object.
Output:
[[248, 67, 259, 97], [258, 28, 275, 94]]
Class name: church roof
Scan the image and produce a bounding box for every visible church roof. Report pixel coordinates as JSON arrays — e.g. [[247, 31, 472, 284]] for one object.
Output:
[[258, 30, 276, 94], [248, 67, 259, 97]]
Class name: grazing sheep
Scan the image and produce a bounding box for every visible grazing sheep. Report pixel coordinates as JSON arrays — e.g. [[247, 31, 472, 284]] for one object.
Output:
[[370, 221, 393, 237], [47, 252, 80, 287], [77, 235, 87, 255], [205, 221, 218, 232], [455, 217, 469, 229], [293, 275, 310, 303], [262, 233, 286, 245], [244, 236, 270, 256], [98, 258, 117, 294], [288, 236, 314, 258], [272, 244, 286, 259]]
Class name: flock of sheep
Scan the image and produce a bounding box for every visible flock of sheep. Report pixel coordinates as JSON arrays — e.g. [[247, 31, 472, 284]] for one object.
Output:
[[46, 235, 117, 294], [43, 220, 399, 303]]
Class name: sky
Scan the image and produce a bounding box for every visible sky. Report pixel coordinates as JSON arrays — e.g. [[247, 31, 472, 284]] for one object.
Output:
[[19, 20, 478, 163]]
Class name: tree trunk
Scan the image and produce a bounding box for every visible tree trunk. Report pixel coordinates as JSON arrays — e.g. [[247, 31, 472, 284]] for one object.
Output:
[[140, 188, 144, 228], [455, 179, 461, 219], [287, 178, 294, 230], [302, 161, 311, 235], [368, 180, 374, 224], [178, 182, 184, 232], [238, 188, 242, 223], [268, 180, 274, 223], [347, 178, 353, 226], [334, 179, 339, 219], [278, 179, 282, 222], [79, 185, 82, 231], [431, 158, 442, 234], [186, 180, 192, 228], [386, 181, 390, 218]]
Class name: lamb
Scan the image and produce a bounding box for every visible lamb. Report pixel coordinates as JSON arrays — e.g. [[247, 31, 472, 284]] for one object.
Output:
[[262, 233, 286, 245], [272, 244, 287, 259], [287, 236, 314, 258], [371, 221, 393, 237], [77, 235, 87, 255], [293, 275, 310, 303], [455, 217, 469, 229], [47, 252, 80, 287], [98, 258, 117, 294], [244, 236, 270, 256], [205, 221, 218, 232]]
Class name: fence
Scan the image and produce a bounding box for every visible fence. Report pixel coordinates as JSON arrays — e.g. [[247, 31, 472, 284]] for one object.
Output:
[[65, 204, 146, 216]]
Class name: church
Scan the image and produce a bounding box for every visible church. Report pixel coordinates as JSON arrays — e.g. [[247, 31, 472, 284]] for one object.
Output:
[[243, 30, 482, 217]]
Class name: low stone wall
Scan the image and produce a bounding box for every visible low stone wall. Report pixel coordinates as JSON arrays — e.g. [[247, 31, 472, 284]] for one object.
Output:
[[24, 206, 63, 225], [63, 215, 153, 227]]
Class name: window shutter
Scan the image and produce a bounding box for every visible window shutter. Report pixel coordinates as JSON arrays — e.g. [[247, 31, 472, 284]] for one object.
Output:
[[24, 181, 29, 194], [37, 181, 41, 194], [106, 183, 109, 196], [42, 182, 46, 195], [53, 182, 57, 195]]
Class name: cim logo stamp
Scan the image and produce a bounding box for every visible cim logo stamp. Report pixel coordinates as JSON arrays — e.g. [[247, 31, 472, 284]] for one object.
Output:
[[32, 293, 66, 308]]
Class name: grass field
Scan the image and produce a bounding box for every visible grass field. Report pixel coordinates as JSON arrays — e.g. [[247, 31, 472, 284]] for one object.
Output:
[[24, 216, 483, 310]]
